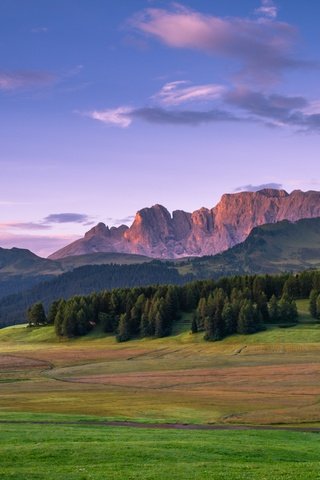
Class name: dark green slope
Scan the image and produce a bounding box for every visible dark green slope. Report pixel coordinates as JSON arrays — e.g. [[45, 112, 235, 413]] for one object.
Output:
[[0, 262, 193, 327], [188, 217, 320, 278], [0, 247, 62, 275], [0, 249, 153, 299], [0, 247, 63, 298]]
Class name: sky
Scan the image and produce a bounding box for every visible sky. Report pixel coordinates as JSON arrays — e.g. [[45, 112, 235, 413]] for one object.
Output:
[[1, 0, 320, 257]]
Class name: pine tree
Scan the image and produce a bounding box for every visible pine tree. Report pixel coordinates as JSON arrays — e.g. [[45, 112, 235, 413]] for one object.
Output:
[[283, 276, 300, 299], [237, 300, 257, 334], [191, 313, 198, 333], [98, 312, 115, 333], [27, 302, 47, 327], [140, 312, 150, 337], [54, 300, 66, 337], [116, 313, 131, 342], [47, 300, 61, 325], [222, 301, 235, 335], [61, 301, 78, 337], [269, 295, 279, 323], [256, 292, 269, 323], [309, 289, 319, 319], [76, 308, 89, 336], [196, 297, 207, 331], [316, 294, 320, 321], [279, 295, 298, 323]]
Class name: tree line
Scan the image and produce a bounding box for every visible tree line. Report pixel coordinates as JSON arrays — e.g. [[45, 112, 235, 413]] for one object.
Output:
[[26, 269, 320, 341]]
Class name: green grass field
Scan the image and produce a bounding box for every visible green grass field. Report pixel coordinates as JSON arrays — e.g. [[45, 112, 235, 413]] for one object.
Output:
[[1, 302, 320, 426], [1, 418, 320, 480], [1, 302, 320, 478]]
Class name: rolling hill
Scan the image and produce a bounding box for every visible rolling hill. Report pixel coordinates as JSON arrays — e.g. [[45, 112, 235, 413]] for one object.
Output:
[[0, 249, 152, 299], [188, 217, 320, 278]]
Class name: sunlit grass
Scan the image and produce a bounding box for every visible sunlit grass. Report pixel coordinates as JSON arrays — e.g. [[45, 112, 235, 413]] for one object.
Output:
[[1, 301, 320, 426], [1, 419, 320, 480]]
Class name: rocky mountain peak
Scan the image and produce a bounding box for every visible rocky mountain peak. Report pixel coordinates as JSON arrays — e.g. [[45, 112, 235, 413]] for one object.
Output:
[[49, 189, 320, 260], [84, 222, 109, 238]]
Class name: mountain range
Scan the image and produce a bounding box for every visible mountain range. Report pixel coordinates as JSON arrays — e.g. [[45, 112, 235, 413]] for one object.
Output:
[[1, 216, 320, 327], [49, 189, 320, 260], [1, 187, 320, 326]]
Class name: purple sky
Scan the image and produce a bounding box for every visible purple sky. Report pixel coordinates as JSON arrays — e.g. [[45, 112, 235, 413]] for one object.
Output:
[[1, 0, 320, 257]]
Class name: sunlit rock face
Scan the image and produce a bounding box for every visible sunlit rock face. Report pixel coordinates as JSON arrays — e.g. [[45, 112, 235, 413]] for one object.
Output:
[[49, 189, 320, 259]]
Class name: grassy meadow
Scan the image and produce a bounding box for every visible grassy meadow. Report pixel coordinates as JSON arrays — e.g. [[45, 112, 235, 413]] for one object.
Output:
[[1, 301, 320, 426], [1, 420, 320, 480], [1, 301, 320, 479]]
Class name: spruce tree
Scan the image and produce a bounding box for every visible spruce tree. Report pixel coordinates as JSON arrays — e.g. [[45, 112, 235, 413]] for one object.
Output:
[[47, 300, 60, 325], [237, 300, 257, 334], [116, 313, 131, 342], [191, 313, 198, 333], [309, 289, 319, 319], [27, 302, 47, 327], [222, 301, 235, 335], [269, 295, 279, 323]]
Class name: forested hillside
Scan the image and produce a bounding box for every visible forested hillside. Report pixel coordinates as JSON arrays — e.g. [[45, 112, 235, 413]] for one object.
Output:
[[0, 262, 192, 327]]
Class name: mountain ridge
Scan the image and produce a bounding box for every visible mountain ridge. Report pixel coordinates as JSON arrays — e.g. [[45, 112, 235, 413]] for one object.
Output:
[[2, 216, 320, 327], [49, 189, 320, 260]]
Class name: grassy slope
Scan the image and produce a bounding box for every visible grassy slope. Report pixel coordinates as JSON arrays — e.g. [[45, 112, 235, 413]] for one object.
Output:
[[1, 304, 320, 479], [183, 217, 320, 277], [1, 420, 319, 480], [58, 252, 153, 269]]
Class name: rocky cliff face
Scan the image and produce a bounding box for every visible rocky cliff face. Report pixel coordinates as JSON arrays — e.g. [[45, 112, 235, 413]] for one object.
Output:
[[49, 189, 320, 259]]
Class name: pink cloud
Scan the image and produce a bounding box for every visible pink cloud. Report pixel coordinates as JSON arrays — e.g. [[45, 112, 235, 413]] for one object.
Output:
[[88, 107, 133, 127], [153, 81, 226, 106], [255, 0, 278, 19], [130, 4, 302, 84], [0, 70, 56, 91]]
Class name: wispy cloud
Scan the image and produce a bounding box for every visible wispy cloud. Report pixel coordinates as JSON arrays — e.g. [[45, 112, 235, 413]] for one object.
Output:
[[0, 70, 56, 91], [132, 107, 239, 125], [225, 87, 308, 125], [0, 200, 31, 206], [234, 183, 283, 192], [0, 213, 93, 233], [85, 4, 320, 134], [255, 0, 278, 19], [87, 105, 241, 127], [43, 213, 92, 224], [0, 222, 51, 231], [152, 81, 226, 106], [88, 107, 133, 128], [0, 64, 84, 94], [129, 3, 307, 84], [225, 87, 320, 132], [85, 80, 320, 133]]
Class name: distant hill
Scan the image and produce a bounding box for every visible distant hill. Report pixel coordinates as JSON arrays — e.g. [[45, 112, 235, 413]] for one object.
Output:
[[187, 217, 320, 278], [49, 189, 320, 259], [0, 262, 193, 327], [58, 252, 152, 269], [0, 249, 152, 299], [0, 247, 62, 298]]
